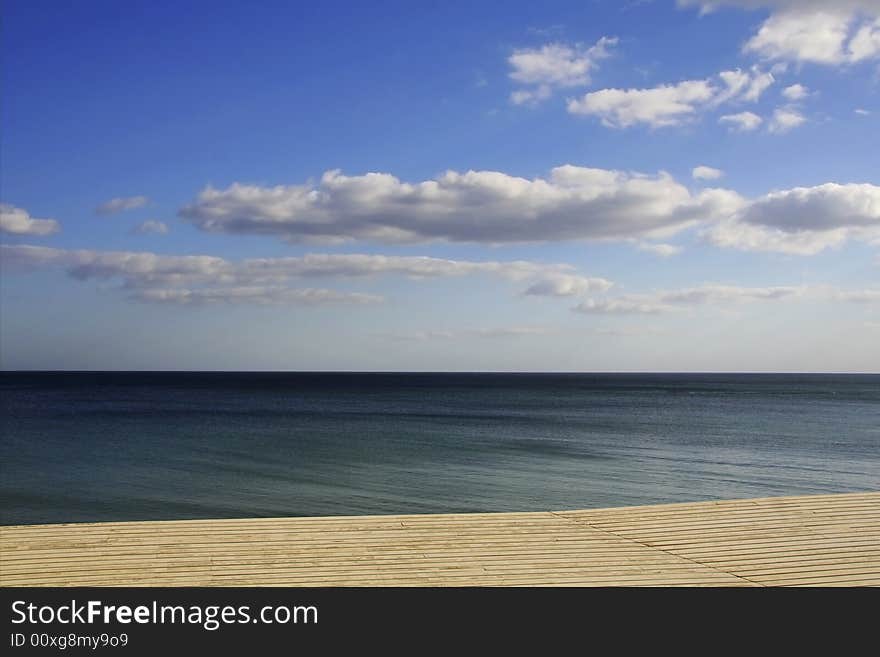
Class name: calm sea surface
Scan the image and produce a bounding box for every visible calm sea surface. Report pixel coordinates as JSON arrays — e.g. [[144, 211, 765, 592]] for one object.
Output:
[[1, 372, 878, 525]]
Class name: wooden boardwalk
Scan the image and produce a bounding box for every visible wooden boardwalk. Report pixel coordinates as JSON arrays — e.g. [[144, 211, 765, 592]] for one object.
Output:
[[1, 492, 877, 587]]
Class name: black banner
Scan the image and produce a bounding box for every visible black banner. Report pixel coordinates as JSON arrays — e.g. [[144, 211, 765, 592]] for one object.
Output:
[[0, 586, 873, 653]]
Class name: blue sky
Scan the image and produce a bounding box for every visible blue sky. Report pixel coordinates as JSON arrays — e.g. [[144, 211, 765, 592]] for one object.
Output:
[[2, 0, 878, 371]]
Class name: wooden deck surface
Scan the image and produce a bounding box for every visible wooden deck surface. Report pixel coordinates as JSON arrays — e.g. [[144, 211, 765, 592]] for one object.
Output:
[[1, 492, 878, 587]]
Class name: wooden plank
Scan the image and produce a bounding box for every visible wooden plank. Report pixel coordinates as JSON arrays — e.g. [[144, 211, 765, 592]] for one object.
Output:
[[1, 492, 877, 587]]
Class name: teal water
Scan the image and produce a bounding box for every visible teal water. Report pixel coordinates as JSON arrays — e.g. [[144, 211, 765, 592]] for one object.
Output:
[[1, 372, 877, 525]]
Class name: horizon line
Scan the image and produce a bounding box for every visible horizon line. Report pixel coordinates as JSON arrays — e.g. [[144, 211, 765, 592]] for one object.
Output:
[[1, 369, 878, 375]]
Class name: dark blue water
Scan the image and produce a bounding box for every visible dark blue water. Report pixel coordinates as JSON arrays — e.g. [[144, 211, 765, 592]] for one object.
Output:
[[1, 372, 878, 525]]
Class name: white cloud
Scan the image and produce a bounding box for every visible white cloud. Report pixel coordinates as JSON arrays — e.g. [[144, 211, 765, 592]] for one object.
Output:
[[704, 219, 852, 255], [745, 10, 860, 64], [832, 289, 880, 303], [0, 204, 60, 236], [132, 286, 383, 306], [703, 183, 880, 254], [470, 326, 551, 338], [741, 69, 776, 101], [693, 165, 724, 180], [180, 165, 740, 244], [719, 111, 763, 131], [739, 183, 880, 231], [660, 284, 803, 303], [0, 244, 611, 301], [637, 242, 684, 257], [522, 272, 613, 297], [387, 327, 552, 341], [679, 1, 880, 65], [574, 283, 804, 315], [855, 108, 872, 115], [131, 220, 169, 235], [713, 66, 777, 103], [95, 196, 148, 215], [509, 38, 617, 105], [848, 17, 880, 61], [567, 79, 716, 127], [568, 67, 774, 129], [768, 106, 806, 133], [573, 298, 675, 315], [179, 166, 880, 255], [577, 282, 880, 316], [781, 83, 809, 100]]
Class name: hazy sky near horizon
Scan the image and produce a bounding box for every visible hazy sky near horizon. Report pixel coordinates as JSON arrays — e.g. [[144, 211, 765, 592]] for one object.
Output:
[[2, 0, 879, 371]]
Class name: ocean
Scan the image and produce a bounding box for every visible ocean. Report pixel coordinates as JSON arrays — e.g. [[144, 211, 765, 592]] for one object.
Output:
[[1, 372, 877, 525]]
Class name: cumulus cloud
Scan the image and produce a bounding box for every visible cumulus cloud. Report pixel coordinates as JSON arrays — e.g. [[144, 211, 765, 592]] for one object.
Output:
[[508, 37, 617, 105], [131, 220, 169, 235], [180, 165, 741, 244], [703, 183, 880, 254], [178, 165, 880, 255], [0, 204, 60, 236], [567, 79, 716, 128], [739, 183, 880, 231], [568, 66, 775, 128], [693, 165, 724, 180], [768, 106, 807, 133], [0, 244, 610, 302], [679, 1, 880, 65], [746, 10, 880, 65], [95, 196, 148, 215], [719, 111, 763, 131], [782, 83, 810, 100]]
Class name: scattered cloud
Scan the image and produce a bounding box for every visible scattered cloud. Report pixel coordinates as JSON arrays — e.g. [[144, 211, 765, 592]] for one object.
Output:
[[831, 288, 880, 303], [703, 182, 880, 254], [637, 242, 684, 257], [679, 1, 880, 65], [745, 10, 880, 65], [471, 326, 551, 338], [131, 220, 169, 235], [179, 167, 880, 255], [180, 165, 741, 244], [574, 283, 805, 315], [661, 284, 803, 303], [744, 69, 776, 101], [386, 327, 552, 341], [522, 272, 613, 297], [587, 326, 670, 337], [693, 165, 724, 180], [568, 66, 774, 128], [855, 107, 872, 115], [567, 79, 716, 127], [0, 244, 611, 302], [781, 83, 810, 100], [0, 204, 60, 236], [719, 111, 763, 131], [768, 106, 807, 133], [509, 37, 617, 105], [738, 183, 880, 231], [132, 286, 383, 306], [95, 196, 148, 215]]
